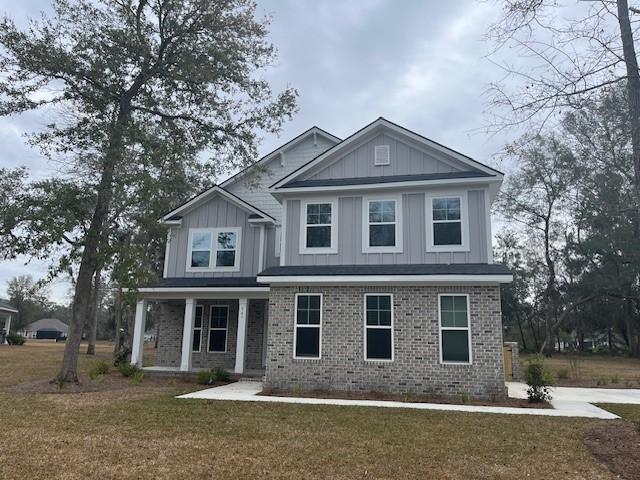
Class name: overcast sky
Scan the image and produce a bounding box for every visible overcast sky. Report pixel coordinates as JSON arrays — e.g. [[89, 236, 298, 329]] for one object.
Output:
[[0, 0, 516, 302]]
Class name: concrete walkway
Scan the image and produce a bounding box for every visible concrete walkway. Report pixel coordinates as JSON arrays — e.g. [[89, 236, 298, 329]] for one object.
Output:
[[177, 381, 620, 419], [507, 382, 640, 404]]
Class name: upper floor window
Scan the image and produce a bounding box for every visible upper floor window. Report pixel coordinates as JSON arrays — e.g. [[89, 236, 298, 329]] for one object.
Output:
[[426, 193, 469, 252], [363, 196, 403, 253], [186, 228, 241, 272], [300, 200, 337, 254]]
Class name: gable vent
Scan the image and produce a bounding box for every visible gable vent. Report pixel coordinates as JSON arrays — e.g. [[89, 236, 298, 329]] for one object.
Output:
[[374, 145, 390, 166]]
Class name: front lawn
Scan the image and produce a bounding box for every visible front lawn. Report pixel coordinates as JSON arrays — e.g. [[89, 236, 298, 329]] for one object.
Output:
[[0, 342, 621, 479], [522, 352, 640, 388]]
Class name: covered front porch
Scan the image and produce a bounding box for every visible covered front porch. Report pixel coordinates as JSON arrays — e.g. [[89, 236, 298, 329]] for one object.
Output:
[[0, 300, 17, 344], [130, 279, 270, 376]]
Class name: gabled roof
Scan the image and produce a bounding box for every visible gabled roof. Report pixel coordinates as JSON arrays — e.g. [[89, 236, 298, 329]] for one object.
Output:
[[159, 186, 276, 225], [270, 117, 503, 191], [220, 126, 341, 189], [23, 318, 69, 333], [0, 299, 17, 313]]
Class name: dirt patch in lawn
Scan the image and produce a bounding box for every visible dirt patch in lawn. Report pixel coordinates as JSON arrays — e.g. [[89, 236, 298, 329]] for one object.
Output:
[[260, 388, 552, 408], [584, 421, 640, 480]]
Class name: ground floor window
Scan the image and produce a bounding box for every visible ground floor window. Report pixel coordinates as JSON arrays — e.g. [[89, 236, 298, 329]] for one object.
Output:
[[364, 294, 393, 360], [294, 294, 322, 359], [193, 305, 203, 352], [439, 294, 471, 363], [208, 305, 228, 353]]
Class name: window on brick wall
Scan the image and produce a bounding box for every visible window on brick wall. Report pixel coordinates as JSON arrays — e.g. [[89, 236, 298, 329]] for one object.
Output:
[[364, 294, 393, 360], [208, 305, 228, 353], [293, 294, 322, 359], [193, 305, 203, 353], [439, 294, 471, 363]]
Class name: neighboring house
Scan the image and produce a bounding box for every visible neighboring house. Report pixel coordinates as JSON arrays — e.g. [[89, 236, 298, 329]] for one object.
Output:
[[131, 118, 513, 399], [19, 318, 69, 340], [0, 299, 17, 344]]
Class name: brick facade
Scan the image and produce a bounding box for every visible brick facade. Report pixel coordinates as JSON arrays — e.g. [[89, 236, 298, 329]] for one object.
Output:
[[264, 285, 506, 399], [156, 299, 268, 371]]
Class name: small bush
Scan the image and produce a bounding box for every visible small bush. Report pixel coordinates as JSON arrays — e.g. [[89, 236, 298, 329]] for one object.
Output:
[[292, 384, 304, 396], [6, 334, 25, 345], [117, 363, 140, 378], [113, 345, 131, 367], [610, 375, 620, 384], [197, 367, 231, 385], [197, 369, 213, 385], [88, 360, 111, 380], [596, 376, 609, 386], [460, 392, 472, 404], [556, 368, 569, 380], [211, 366, 230, 382], [524, 354, 555, 403], [131, 370, 144, 385]]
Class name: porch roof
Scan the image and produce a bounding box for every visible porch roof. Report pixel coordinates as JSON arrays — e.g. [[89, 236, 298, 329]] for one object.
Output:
[[142, 277, 262, 288], [136, 277, 269, 299]]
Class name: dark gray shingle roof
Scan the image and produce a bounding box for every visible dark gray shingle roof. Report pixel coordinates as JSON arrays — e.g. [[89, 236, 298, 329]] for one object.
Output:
[[24, 318, 69, 333], [0, 298, 17, 312], [258, 263, 511, 277], [141, 277, 263, 288], [281, 171, 494, 189]]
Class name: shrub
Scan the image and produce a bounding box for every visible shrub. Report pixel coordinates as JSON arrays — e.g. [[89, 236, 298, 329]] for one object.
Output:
[[131, 370, 144, 385], [611, 375, 620, 384], [460, 392, 472, 404], [113, 345, 131, 367], [197, 369, 213, 385], [6, 334, 25, 345], [117, 362, 140, 378], [596, 376, 609, 386], [556, 368, 569, 380], [197, 367, 231, 385], [88, 360, 111, 380], [524, 354, 555, 403], [292, 384, 304, 396], [568, 357, 582, 379]]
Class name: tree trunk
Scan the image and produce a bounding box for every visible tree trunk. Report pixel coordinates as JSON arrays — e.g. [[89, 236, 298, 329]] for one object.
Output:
[[55, 111, 129, 383], [527, 314, 540, 351], [86, 270, 101, 355], [113, 287, 123, 357], [516, 312, 528, 351]]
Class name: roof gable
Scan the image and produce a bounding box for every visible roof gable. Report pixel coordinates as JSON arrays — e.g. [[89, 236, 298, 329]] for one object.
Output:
[[160, 186, 275, 224], [271, 118, 503, 190]]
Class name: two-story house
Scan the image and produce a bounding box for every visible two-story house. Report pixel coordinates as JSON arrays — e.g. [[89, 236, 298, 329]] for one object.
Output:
[[131, 118, 512, 399]]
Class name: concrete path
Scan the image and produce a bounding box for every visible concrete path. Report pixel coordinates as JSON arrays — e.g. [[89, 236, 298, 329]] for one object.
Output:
[[507, 382, 640, 404], [177, 381, 619, 419]]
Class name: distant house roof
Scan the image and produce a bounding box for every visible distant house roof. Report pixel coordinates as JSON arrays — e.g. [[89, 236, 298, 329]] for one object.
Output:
[[0, 299, 18, 313], [23, 318, 69, 334]]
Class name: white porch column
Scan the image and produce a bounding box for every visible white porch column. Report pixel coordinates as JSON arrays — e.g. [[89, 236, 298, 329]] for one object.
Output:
[[234, 298, 249, 374], [4, 315, 11, 344], [181, 298, 197, 372], [131, 300, 147, 366]]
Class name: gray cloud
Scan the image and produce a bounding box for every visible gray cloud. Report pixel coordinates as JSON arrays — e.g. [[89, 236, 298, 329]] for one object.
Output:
[[0, 0, 516, 302]]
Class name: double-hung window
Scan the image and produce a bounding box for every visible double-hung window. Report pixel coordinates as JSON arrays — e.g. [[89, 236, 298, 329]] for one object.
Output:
[[364, 294, 393, 361], [439, 294, 471, 363], [363, 196, 402, 253], [427, 193, 468, 252], [300, 200, 337, 253], [293, 294, 322, 359], [193, 305, 203, 353], [187, 228, 241, 272], [208, 305, 228, 353]]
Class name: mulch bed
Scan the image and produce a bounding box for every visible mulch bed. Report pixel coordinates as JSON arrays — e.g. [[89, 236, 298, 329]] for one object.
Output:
[[584, 421, 640, 480], [260, 388, 551, 408]]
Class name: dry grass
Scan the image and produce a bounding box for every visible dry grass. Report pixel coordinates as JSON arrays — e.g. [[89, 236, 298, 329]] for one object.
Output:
[[0, 342, 621, 479], [523, 353, 640, 388]]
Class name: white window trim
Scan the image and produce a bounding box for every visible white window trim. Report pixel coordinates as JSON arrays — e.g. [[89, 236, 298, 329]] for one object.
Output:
[[438, 293, 473, 365], [426, 191, 470, 253], [193, 305, 203, 353], [292, 293, 323, 360], [362, 195, 403, 253], [363, 293, 394, 362], [374, 145, 390, 166], [207, 304, 229, 353], [186, 227, 242, 273], [299, 199, 338, 254]]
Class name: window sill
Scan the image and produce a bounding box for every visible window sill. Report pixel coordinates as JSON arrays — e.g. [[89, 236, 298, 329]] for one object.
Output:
[[299, 248, 338, 255], [362, 247, 403, 254], [293, 356, 322, 361], [185, 267, 241, 273], [440, 361, 472, 366], [427, 245, 470, 253], [364, 358, 394, 363]]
